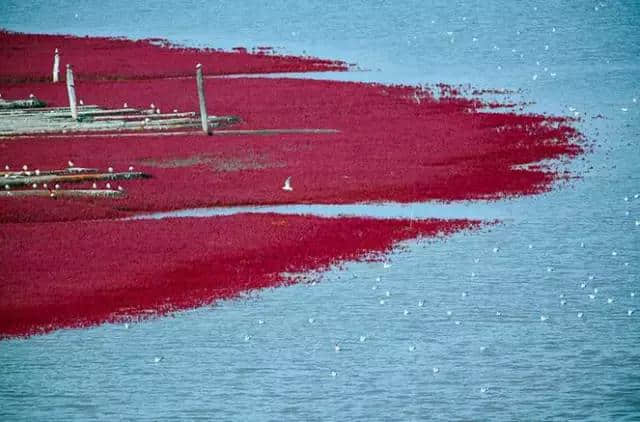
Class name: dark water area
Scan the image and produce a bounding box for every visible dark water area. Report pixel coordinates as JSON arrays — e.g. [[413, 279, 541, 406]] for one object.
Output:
[[1, 1, 639, 420]]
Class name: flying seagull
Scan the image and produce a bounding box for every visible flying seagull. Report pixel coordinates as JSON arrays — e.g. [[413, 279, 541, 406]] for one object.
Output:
[[282, 176, 293, 191]]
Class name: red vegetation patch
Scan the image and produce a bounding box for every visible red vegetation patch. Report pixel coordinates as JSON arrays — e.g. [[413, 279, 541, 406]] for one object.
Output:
[[0, 77, 581, 223], [0, 30, 347, 83], [0, 32, 584, 338], [0, 214, 476, 338]]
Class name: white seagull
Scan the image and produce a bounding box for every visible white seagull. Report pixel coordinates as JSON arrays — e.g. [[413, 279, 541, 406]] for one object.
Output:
[[282, 176, 293, 191]]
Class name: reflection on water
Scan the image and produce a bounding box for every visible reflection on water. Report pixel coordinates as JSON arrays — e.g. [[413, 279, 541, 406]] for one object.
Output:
[[1, 0, 639, 420]]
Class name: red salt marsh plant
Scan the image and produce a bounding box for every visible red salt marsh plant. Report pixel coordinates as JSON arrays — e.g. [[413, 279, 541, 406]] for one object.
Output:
[[0, 214, 477, 338], [0, 31, 583, 337], [0, 77, 581, 224], [0, 30, 347, 83]]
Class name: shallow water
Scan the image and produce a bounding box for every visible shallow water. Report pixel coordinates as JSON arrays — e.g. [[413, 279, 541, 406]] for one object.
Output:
[[1, 1, 639, 420]]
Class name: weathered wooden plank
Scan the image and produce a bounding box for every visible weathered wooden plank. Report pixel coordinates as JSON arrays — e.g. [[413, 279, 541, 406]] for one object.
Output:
[[0, 105, 100, 116], [92, 112, 196, 121], [0, 189, 123, 198], [0, 128, 339, 139], [0, 98, 47, 110], [2, 168, 99, 178], [3, 171, 150, 187]]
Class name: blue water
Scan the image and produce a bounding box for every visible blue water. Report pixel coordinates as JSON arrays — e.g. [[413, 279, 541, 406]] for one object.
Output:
[[1, 1, 639, 420]]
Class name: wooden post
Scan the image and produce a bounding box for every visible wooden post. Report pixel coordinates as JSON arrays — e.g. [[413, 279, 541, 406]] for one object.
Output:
[[195, 64, 211, 135], [53, 49, 60, 83], [66, 64, 78, 120]]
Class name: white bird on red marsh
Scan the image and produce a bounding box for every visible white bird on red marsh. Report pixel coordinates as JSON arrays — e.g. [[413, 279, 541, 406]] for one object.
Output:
[[282, 176, 293, 191], [68, 160, 74, 167], [92, 183, 97, 189]]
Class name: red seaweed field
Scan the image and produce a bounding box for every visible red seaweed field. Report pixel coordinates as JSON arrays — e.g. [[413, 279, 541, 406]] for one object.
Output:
[[0, 31, 583, 338], [0, 30, 347, 82], [0, 214, 476, 338]]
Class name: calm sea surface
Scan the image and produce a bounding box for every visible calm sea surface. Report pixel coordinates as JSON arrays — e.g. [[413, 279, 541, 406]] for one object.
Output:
[[1, 1, 639, 420]]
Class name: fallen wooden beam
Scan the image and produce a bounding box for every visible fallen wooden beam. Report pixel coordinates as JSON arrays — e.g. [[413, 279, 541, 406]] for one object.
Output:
[[3, 171, 150, 187], [0, 97, 46, 110], [92, 112, 196, 121], [2, 168, 99, 178], [1, 128, 341, 139], [0, 114, 240, 136], [212, 128, 341, 135], [47, 108, 141, 119], [0, 189, 123, 198], [0, 105, 100, 116]]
